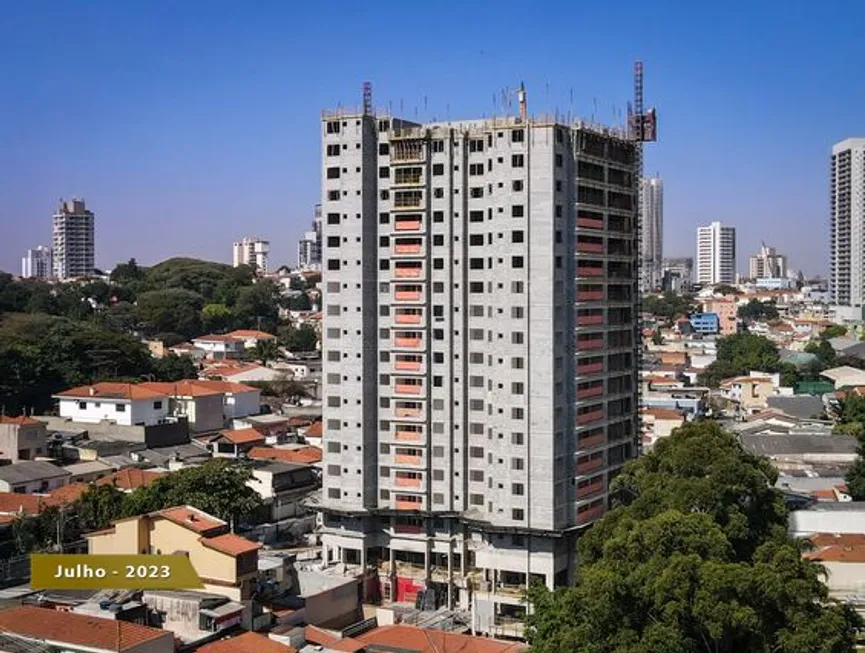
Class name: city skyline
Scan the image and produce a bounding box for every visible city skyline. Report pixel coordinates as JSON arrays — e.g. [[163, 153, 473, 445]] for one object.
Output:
[[3, 2, 864, 275]]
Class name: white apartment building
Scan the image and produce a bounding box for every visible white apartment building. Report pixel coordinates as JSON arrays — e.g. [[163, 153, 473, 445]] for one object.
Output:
[[696, 221, 736, 286], [233, 236, 270, 272], [52, 198, 95, 280], [298, 204, 323, 269], [21, 245, 53, 279], [640, 177, 663, 292], [748, 242, 787, 280], [318, 104, 640, 634], [831, 138, 865, 320]]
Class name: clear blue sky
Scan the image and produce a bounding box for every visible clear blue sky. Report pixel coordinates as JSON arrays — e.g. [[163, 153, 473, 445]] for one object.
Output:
[[1, 0, 863, 276]]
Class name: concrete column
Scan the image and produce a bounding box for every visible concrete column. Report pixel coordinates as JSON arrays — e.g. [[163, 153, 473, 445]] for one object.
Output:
[[447, 544, 454, 609], [424, 542, 430, 582]]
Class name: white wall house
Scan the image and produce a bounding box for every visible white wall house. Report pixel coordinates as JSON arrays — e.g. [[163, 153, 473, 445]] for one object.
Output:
[[192, 381, 262, 420], [54, 383, 170, 427], [192, 335, 245, 360], [224, 330, 278, 349]]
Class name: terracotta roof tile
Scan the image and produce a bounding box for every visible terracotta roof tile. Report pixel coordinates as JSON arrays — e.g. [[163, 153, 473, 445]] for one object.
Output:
[[0, 605, 171, 652], [641, 408, 686, 421], [201, 533, 262, 557], [247, 446, 322, 465], [0, 416, 43, 426], [225, 330, 277, 340], [139, 381, 223, 397], [304, 626, 340, 648], [810, 533, 865, 547], [357, 625, 526, 653], [192, 380, 259, 394], [157, 506, 226, 534], [97, 469, 165, 491], [304, 421, 322, 438], [804, 544, 865, 563], [0, 493, 49, 516], [197, 631, 295, 653], [194, 334, 241, 343], [219, 428, 266, 445], [54, 382, 167, 401], [49, 483, 91, 504]]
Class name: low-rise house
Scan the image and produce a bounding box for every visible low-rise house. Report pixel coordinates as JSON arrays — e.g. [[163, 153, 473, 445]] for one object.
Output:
[[789, 501, 865, 538], [168, 342, 208, 362], [192, 380, 262, 420], [203, 427, 266, 458], [688, 313, 719, 335], [193, 334, 246, 360], [0, 416, 48, 463], [248, 446, 322, 466], [142, 590, 246, 644], [249, 462, 318, 522], [803, 533, 865, 598], [719, 373, 780, 415], [63, 460, 114, 484], [224, 330, 278, 349], [702, 297, 738, 335], [97, 468, 165, 492], [54, 383, 171, 427], [198, 631, 295, 653], [203, 362, 286, 384], [640, 408, 686, 449], [236, 414, 291, 441], [0, 461, 70, 493], [0, 605, 175, 653], [87, 506, 262, 601], [299, 421, 322, 447], [140, 381, 226, 433], [822, 365, 865, 390]]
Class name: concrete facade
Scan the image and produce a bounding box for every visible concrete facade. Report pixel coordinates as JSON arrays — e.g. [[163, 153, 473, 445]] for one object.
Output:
[[233, 237, 270, 272], [640, 177, 663, 292], [0, 417, 48, 463], [695, 221, 736, 286], [830, 138, 865, 317], [317, 107, 639, 633], [52, 198, 95, 280], [21, 245, 53, 279]]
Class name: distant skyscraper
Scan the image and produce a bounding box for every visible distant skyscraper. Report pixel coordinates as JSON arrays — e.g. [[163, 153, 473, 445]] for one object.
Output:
[[748, 243, 787, 279], [695, 221, 736, 286], [21, 246, 53, 279], [232, 237, 270, 272], [640, 177, 663, 292], [830, 138, 865, 319], [297, 204, 322, 270], [52, 198, 95, 280]]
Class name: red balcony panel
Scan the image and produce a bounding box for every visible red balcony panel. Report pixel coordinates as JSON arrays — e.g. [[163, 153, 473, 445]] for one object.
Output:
[[395, 220, 422, 231], [394, 523, 423, 534], [394, 244, 423, 254], [576, 385, 604, 400], [395, 407, 421, 418], [394, 266, 423, 278], [577, 267, 604, 277], [578, 217, 604, 230], [576, 480, 605, 499], [577, 242, 605, 254], [579, 339, 605, 350], [577, 457, 605, 475], [395, 475, 422, 488], [576, 410, 605, 425], [395, 383, 422, 395], [395, 499, 423, 510], [577, 504, 605, 525], [394, 454, 422, 465], [577, 362, 604, 375], [394, 360, 422, 371], [577, 315, 604, 326], [394, 337, 422, 348], [394, 291, 422, 301], [395, 430, 422, 441], [395, 313, 422, 325], [578, 434, 606, 450]]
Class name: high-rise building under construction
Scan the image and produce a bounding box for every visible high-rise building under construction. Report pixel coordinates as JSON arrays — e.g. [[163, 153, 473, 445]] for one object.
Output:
[[317, 87, 642, 636]]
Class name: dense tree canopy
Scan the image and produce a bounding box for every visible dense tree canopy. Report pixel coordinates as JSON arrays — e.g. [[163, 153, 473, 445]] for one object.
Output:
[[526, 422, 861, 653], [822, 324, 848, 339], [642, 292, 696, 321], [698, 333, 785, 388], [280, 324, 318, 352], [737, 298, 780, 321]]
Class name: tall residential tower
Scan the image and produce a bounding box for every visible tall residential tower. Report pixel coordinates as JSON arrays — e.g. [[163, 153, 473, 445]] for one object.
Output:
[[748, 242, 787, 280], [52, 199, 95, 280], [695, 221, 736, 286], [232, 237, 270, 272], [831, 138, 865, 320], [640, 177, 663, 292], [318, 104, 640, 634], [297, 204, 323, 269], [22, 246, 53, 279]]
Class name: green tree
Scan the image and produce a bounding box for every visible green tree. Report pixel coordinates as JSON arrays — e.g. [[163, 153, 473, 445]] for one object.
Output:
[[698, 332, 782, 388], [713, 284, 741, 296], [233, 281, 280, 332], [152, 354, 199, 381], [110, 258, 146, 285], [280, 324, 318, 352], [136, 289, 204, 339], [650, 329, 663, 346], [201, 303, 233, 333], [284, 293, 312, 312], [822, 324, 848, 339], [642, 293, 696, 321], [251, 339, 281, 365], [737, 298, 780, 321], [526, 422, 862, 653], [122, 459, 261, 523], [76, 484, 127, 532], [805, 339, 836, 369]]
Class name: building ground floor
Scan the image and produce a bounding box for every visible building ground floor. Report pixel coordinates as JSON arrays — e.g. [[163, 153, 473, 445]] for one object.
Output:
[[319, 513, 577, 639]]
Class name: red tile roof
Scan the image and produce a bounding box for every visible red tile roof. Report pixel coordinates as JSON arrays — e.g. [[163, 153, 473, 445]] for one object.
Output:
[[804, 545, 865, 563], [201, 533, 262, 557], [194, 334, 240, 343], [139, 381, 223, 397], [54, 382, 167, 401], [247, 446, 322, 465], [0, 416, 43, 426], [810, 533, 865, 547], [0, 493, 50, 516], [197, 631, 295, 653], [157, 506, 226, 534], [641, 408, 686, 421], [225, 330, 278, 340], [0, 606, 171, 652], [49, 483, 91, 504], [357, 625, 526, 653], [192, 379, 260, 394], [304, 421, 322, 438], [97, 469, 164, 491], [219, 427, 266, 445]]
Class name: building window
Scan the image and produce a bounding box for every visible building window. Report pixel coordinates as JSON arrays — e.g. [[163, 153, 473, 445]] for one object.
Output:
[[512, 154, 525, 168], [153, 401, 163, 410], [327, 259, 340, 270], [512, 129, 524, 143], [326, 167, 340, 179], [78, 401, 87, 410], [512, 256, 524, 268], [512, 508, 525, 521], [116, 404, 126, 413], [512, 205, 525, 218]]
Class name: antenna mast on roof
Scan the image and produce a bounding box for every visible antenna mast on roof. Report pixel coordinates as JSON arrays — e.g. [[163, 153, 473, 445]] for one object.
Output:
[[363, 82, 373, 116]]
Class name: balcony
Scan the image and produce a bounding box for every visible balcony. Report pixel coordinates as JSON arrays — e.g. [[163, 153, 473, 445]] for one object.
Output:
[[395, 499, 423, 511], [578, 338, 605, 350], [394, 219, 423, 231], [394, 522, 423, 535], [394, 336, 422, 349], [576, 410, 605, 425], [576, 479, 605, 499], [395, 312, 422, 325], [577, 315, 604, 326], [394, 289, 422, 302], [394, 242, 423, 255], [577, 266, 604, 277], [394, 358, 422, 371], [577, 290, 604, 301], [578, 434, 606, 450], [577, 457, 605, 475], [395, 430, 422, 442], [576, 385, 604, 400], [394, 265, 423, 279], [578, 217, 604, 230], [395, 406, 422, 418], [395, 475, 423, 488], [577, 242, 605, 254], [577, 504, 605, 525], [394, 453, 423, 465], [395, 383, 423, 395], [577, 362, 604, 375]]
